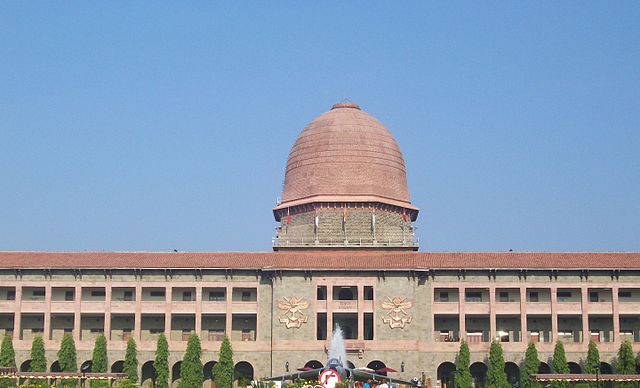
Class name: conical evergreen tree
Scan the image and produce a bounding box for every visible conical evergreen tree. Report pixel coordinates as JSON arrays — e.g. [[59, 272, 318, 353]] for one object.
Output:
[[583, 340, 600, 374], [213, 336, 234, 388], [154, 333, 170, 388], [123, 337, 138, 384], [551, 341, 569, 388], [178, 334, 203, 388], [454, 340, 472, 388], [521, 342, 540, 388], [616, 340, 636, 388], [29, 335, 47, 387], [0, 334, 16, 388], [486, 341, 509, 388], [57, 333, 78, 388], [90, 334, 109, 388]]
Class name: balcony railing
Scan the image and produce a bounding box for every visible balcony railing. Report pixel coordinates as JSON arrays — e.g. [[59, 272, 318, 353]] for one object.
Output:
[[272, 238, 418, 248], [558, 331, 583, 343], [528, 331, 553, 343], [435, 331, 460, 342]]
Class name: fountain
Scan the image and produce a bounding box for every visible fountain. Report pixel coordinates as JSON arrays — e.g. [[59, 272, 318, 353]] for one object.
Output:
[[327, 325, 347, 367]]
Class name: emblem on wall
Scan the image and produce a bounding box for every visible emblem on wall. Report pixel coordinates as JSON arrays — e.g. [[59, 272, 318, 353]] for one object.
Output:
[[277, 296, 309, 328], [381, 296, 413, 329]]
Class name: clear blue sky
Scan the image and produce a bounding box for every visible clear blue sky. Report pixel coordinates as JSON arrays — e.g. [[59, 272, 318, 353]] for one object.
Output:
[[1, 2, 638, 252]]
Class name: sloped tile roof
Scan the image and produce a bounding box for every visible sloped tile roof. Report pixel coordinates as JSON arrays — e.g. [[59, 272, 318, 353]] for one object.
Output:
[[0, 251, 639, 270]]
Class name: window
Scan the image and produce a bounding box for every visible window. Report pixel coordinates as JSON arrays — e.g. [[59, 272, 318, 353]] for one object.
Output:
[[6, 290, 15, 300], [465, 292, 482, 302], [499, 292, 509, 302], [209, 291, 225, 302], [529, 292, 539, 302], [90, 328, 104, 333], [241, 291, 251, 302], [619, 291, 632, 298], [33, 328, 44, 334], [590, 292, 599, 303], [317, 286, 327, 300], [150, 291, 165, 298], [65, 291, 74, 301], [33, 289, 45, 297], [557, 291, 572, 301], [149, 328, 164, 334], [123, 291, 133, 301], [439, 292, 449, 302], [91, 290, 105, 297], [364, 286, 374, 301], [182, 291, 192, 301], [338, 287, 354, 300]]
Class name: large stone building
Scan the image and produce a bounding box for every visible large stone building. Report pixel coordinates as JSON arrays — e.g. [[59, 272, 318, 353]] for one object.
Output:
[[1, 102, 639, 387]]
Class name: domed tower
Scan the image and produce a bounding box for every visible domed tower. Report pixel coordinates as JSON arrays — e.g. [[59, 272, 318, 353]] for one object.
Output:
[[273, 102, 419, 250]]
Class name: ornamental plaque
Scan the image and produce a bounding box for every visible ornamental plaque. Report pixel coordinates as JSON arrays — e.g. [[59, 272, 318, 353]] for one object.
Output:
[[277, 296, 309, 328], [381, 296, 413, 329]]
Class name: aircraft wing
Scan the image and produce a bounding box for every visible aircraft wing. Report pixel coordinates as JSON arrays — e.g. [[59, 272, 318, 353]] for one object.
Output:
[[263, 368, 321, 382], [350, 369, 417, 386]]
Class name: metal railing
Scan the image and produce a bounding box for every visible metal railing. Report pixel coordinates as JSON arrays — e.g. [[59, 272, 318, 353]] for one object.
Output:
[[272, 237, 419, 247]]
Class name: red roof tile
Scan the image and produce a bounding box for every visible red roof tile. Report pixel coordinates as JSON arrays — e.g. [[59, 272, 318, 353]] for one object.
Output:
[[0, 251, 639, 270]]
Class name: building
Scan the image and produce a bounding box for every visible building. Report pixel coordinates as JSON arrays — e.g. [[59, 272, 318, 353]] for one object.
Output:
[[1, 102, 639, 387]]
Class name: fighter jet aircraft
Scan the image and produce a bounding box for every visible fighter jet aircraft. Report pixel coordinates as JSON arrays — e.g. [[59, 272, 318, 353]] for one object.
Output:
[[264, 357, 417, 387]]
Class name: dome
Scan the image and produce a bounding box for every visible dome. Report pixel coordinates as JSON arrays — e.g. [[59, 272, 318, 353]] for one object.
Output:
[[275, 102, 417, 211]]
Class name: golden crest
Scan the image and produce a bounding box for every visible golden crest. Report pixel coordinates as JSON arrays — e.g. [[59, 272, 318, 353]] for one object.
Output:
[[277, 296, 309, 329], [381, 296, 413, 329]]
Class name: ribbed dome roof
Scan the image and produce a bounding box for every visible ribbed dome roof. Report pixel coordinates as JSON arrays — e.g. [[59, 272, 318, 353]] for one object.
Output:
[[277, 102, 415, 209]]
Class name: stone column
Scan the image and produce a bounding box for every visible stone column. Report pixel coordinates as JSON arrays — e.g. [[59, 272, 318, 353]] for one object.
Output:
[[550, 287, 558, 343], [13, 286, 22, 341], [195, 286, 202, 338], [134, 285, 142, 341], [458, 286, 466, 341], [357, 285, 364, 340], [165, 285, 172, 342], [105, 285, 112, 340], [44, 284, 52, 341], [74, 285, 82, 342], [489, 286, 496, 342], [581, 287, 589, 343], [226, 285, 233, 338], [612, 285, 620, 343], [520, 285, 528, 343]]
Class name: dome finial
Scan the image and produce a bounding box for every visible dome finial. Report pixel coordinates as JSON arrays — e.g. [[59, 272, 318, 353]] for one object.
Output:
[[331, 100, 361, 110]]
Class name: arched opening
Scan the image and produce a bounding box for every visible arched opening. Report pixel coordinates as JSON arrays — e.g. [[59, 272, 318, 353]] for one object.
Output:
[[111, 360, 125, 373], [567, 362, 581, 374], [172, 361, 182, 383], [81, 360, 92, 373], [204, 360, 217, 387], [141, 360, 156, 387], [19, 360, 32, 385], [470, 361, 487, 387], [346, 360, 356, 369], [235, 361, 254, 384], [538, 362, 551, 374], [51, 361, 62, 373], [304, 360, 323, 370], [20, 360, 31, 372], [504, 362, 520, 387], [600, 362, 614, 388], [367, 360, 387, 376], [600, 362, 613, 374], [436, 362, 456, 388]]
